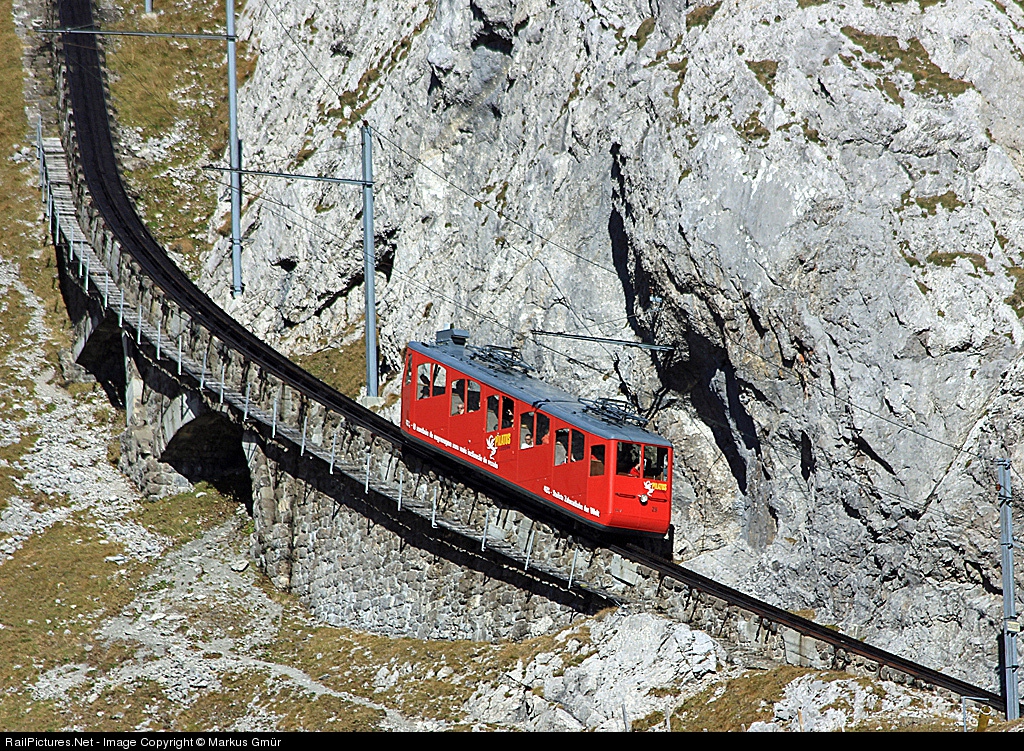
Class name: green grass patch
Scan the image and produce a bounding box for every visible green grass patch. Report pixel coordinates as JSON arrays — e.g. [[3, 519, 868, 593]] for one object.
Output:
[[746, 60, 778, 95], [648, 686, 681, 698], [686, 2, 721, 31], [106, 438, 122, 467], [181, 669, 384, 731], [667, 59, 688, 107], [632, 709, 665, 731], [293, 145, 315, 167], [632, 18, 656, 50], [841, 28, 972, 98], [915, 190, 964, 215], [65, 381, 101, 399], [670, 666, 814, 731], [295, 338, 367, 398], [105, 0, 257, 278], [926, 250, 986, 271], [130, 482, 236, 545], [0, 520, 138, 730], [878, 78, 905, 106], [1005, 266, 1024, 317], [801, 119, 821, 143], [903, 249, 923, 267], [258, 588, 564, 723], [737, 108, 770, 143], [0, 0, 71, 365], [71, 678, 169, 732]]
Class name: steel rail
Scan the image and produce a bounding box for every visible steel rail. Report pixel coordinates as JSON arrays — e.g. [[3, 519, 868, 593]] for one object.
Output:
[[58, 0, 397, 443], [55, 0, 1010, 715]]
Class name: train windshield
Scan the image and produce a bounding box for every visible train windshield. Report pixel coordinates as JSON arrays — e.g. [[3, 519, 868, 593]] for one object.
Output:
[[486, 395, 499, 431], [616, 442, 642, 476], [643, 445, 669, 480], [417, 363, 431, 399], [432, 365, 447, 396]]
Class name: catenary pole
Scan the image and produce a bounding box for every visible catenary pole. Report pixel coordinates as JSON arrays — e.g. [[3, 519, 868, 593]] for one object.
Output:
[[227, 0, 242, 297], [998, 458, 1020, 720], [362, 122, 377, 397]]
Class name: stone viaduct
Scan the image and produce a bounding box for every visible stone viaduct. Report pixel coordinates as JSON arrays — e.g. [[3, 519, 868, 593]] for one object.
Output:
[[34, 9, 938, 692]]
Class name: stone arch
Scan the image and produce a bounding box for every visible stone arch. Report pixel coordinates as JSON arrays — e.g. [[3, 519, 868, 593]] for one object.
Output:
[[73, 316, 126, 408], [160, 410, 253, 511]]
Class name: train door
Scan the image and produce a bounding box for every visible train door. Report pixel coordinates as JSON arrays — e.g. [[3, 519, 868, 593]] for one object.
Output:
[[611, 441, 671, 533], [410, 357, 450, 439], [401, 350, 413, 428], [448, 375, 483, 455], [585, 438, 613, 523], [612, 440, 643, 527], [483, 388, 515, 476], [640, 443, 671, 532], [517, 409, 552, 494], [551, 421, 587, 506]]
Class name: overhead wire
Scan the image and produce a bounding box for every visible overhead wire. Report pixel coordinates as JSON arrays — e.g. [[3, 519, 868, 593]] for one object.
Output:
[[70, 9, 1022, 505], [69, 18, 612, 367], [684, 406, 1002, 537], [253, 0, 621, 366], [208, 171, 610, 374], [242, 170, 1014, 551], [58, 16, 1024, 647]]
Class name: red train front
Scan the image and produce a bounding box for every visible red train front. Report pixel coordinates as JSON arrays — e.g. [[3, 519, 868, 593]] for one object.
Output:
[[400, 328, 672, 536]]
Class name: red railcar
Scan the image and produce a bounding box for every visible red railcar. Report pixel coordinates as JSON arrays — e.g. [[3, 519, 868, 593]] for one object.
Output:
[[400, 329, 672, 536]]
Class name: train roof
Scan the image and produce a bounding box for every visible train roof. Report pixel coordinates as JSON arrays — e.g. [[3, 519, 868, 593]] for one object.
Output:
[[407, 331, 671, 447]]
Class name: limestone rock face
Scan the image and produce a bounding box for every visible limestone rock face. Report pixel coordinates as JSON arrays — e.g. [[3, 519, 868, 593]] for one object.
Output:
[[198, 0, 1024, 687], [464, 612, 724, 731]]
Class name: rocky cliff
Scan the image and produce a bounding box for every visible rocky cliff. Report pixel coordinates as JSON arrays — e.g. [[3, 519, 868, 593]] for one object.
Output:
[[195, 0, 1024, 687]]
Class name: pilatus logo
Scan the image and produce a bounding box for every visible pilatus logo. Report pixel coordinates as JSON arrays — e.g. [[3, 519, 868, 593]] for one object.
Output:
[[486, 434, 498, 461], [639, 480, 654, 506]]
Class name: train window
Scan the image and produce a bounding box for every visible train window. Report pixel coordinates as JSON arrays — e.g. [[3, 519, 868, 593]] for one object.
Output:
[[520, 412, 535, 448], [451, 379, 466, 415], [536, 413, 550, 445], [590, 445, 606, 476], [616, 442, 642, 476], [643, 445, 669, 480], [486, 395, 499, 431], [502, 396, 515, 429], [571, 430, 585, 462], [467, 381, 481, 412], [405, 354, 412, 386], [417, 363, 431, 399], [554, 428, 569, 466], [432, 365, 447, 396]]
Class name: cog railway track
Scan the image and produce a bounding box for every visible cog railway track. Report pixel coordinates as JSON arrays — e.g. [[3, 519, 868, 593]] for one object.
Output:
[[53, 0, 1008, 714]]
